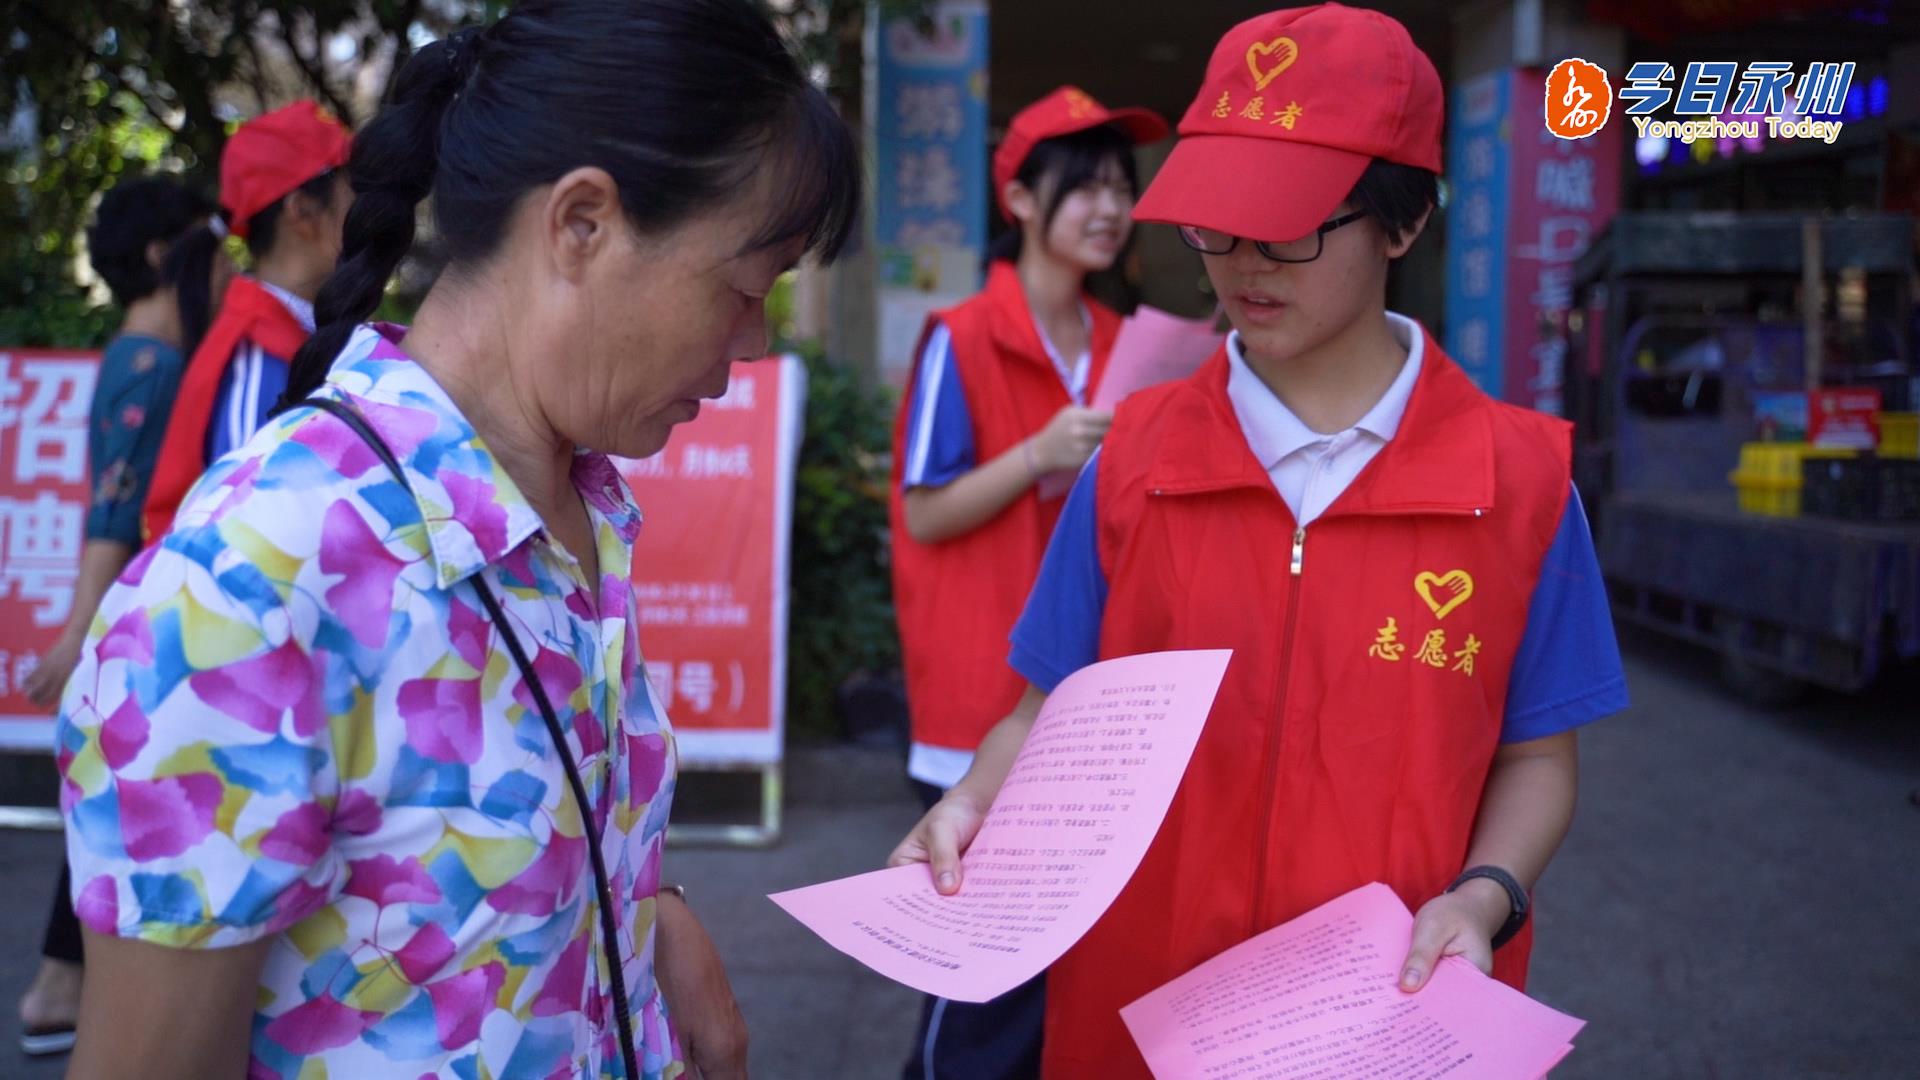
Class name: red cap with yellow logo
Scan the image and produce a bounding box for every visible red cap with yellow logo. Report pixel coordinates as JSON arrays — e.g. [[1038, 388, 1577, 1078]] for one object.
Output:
[[219, 99, 353, 240], [993, 86, 1168, 220], [1133, 3, 1443, 244]]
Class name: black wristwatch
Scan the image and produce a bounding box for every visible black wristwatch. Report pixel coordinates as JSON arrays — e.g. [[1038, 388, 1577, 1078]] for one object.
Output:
[[1447, 865, 1530, 949]]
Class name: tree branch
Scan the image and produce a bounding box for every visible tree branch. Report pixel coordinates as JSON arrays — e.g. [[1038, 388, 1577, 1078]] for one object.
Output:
[[114, 70, 187, 139], [15, 1, 91, 53], [377, 0, 424, 105], [222, 0, 272, 115], [140, 0, 232, 166], [242, 33, 272, 113], [16, 1, 183, 138], [366, 0, 424, 105], [276, 12, 357, 126]]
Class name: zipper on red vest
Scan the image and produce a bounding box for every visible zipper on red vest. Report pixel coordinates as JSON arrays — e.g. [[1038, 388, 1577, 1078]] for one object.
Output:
[[1247, 508, 1478, 931], [1252, 523, 1305, 934]]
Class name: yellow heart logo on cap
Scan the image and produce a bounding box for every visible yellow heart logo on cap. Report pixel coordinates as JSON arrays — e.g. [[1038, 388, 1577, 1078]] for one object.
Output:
[[1245, 37, 1300, 91], [1414, 570, 1475, 620]]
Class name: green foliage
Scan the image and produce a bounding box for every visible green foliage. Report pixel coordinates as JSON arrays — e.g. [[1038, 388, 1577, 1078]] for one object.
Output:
[[0, 281, 118, 350], [0, 1, 475, 345], [1, 86, 189, 347], [770, 0, 935, 121], [786, 341, 899, 737], [0, 1, 902, 350], [372, 286, 425, 327]]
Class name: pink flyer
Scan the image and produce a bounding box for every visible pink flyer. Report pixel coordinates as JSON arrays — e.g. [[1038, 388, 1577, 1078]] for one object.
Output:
[[769, 649, 1231, 1002], [1121, 883, 1585, 1079], [1091, 305, 1226, 410]]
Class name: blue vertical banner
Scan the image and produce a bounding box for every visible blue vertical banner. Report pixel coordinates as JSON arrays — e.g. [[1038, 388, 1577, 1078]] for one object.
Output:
[[872, 0, 988, 384], [1443, 70, 1511, 399]]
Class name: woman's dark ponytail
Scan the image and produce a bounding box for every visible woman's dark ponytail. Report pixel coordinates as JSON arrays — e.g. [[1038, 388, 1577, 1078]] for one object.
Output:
[[275, 29, 481, 413], [161, 222, 223, 358]]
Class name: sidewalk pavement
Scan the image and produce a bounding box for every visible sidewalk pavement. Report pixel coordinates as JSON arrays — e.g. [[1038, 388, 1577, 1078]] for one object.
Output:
[[667, 741, 926, 1078]]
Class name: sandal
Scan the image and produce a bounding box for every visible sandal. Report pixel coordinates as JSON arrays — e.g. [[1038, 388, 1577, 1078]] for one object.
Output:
[[20, 1024, 77, 1056]]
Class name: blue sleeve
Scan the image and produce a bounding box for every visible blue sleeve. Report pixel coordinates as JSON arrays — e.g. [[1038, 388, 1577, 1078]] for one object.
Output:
[[205, 344, 290, 462], [899, 321, 976, 491], [1008, 451, 1108, 692], [1501, 485, 1630, 743]]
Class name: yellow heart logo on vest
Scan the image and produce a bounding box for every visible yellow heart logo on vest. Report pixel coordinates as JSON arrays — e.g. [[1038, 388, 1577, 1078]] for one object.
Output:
[[1414, 570, 1475, 620], [1245, 37, 1300, 91]]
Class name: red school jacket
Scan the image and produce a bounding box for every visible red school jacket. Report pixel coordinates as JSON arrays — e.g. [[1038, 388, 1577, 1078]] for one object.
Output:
[[888, 261, 1121, 752], [1041, 331, 1572, 1078], [142, 275, 310, 541]]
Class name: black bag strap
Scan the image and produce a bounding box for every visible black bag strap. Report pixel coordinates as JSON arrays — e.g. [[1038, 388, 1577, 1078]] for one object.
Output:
[[302, 395, 641, 1079]]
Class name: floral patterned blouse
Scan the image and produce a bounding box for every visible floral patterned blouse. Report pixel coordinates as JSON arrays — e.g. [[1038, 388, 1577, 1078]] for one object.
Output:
[[58, 323, 683, 1078]]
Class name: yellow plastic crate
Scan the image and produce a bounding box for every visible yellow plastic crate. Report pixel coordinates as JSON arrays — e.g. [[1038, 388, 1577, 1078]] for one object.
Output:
[[1882, 413, 1918, 459], [1730, 476, 1798, 516], [1729, 443, 1856, 516]]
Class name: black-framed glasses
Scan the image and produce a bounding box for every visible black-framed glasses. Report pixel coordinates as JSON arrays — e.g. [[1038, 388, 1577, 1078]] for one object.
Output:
[[1176, 209, 1370, 264]]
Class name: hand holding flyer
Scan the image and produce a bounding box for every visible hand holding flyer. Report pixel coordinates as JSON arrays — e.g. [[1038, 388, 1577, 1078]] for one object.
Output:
[[1120, 883, 1584, 1079], [1032, 309, 1221, 499], [769, 649, 1231, 1002]]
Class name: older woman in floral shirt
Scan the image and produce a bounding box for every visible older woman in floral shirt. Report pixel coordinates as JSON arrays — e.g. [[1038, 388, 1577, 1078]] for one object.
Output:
[[54, 2, 858, 1077]]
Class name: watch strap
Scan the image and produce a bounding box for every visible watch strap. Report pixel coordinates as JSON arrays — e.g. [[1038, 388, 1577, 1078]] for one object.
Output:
[[1447, 864, 1530, 950]]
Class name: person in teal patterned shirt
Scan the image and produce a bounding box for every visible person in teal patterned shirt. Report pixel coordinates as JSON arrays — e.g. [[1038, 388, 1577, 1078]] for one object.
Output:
[[25, 177, 220, 705], [18, 173, 225, 1058]]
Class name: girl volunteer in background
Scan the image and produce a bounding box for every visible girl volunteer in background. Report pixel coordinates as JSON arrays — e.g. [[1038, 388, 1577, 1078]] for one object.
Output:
[[141, 99, 354, 539], [887, 85, 1166, 1080]]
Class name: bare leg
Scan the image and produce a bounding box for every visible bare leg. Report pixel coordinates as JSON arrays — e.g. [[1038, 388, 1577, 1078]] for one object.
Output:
[[20, 864, 83, 1055]]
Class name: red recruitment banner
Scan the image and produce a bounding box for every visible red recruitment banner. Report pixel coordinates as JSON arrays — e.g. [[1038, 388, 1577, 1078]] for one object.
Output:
[[1506, 66, 1622, 417], [0, 348, 102, 751], [615, 356, 805, 767]]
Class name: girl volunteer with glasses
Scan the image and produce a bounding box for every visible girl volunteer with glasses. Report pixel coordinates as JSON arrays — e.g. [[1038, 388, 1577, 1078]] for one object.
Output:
[[891, 5, 1628, 1076]]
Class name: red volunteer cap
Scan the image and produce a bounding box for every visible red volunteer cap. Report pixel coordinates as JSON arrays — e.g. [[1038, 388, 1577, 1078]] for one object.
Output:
[[1133, 3, 1443, 244], [993, 86, 1169, 220], [219, 99, 352, 239]]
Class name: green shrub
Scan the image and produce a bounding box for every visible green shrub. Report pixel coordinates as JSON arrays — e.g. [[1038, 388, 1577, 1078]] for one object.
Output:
[[786, 341, 899, 738], [0, 263, 117, 348]]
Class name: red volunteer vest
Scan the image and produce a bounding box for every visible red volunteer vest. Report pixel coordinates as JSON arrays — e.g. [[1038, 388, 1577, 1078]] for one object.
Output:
[[143, 276, 310, 541], [889, 262, 1121, 751], [1041, 333, 1572, 1078]]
